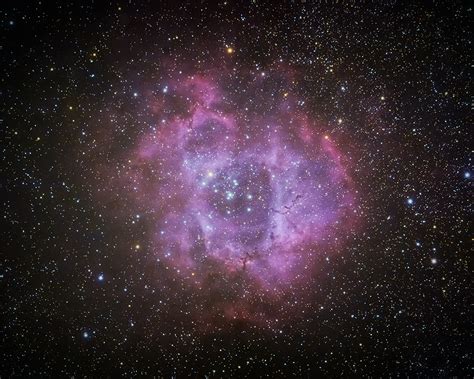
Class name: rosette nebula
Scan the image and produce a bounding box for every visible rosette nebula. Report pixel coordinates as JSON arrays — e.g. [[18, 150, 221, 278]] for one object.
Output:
[[128, 70, 357, 299]]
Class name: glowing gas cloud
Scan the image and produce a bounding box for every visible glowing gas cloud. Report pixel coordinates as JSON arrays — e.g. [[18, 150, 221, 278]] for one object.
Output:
[[124, 67, 357, 306]]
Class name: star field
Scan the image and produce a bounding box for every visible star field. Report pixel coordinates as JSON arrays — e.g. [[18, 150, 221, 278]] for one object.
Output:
[[1, 1, 472, 377]]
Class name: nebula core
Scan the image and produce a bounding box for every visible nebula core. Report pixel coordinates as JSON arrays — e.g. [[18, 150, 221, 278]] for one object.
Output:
[[126, 69, 356, 297]]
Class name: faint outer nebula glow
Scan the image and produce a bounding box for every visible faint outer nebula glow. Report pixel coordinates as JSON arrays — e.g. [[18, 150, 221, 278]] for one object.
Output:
[[120, 69, 358, 314]]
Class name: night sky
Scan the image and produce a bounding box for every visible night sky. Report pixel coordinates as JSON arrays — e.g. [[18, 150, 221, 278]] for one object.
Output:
[[1, 1, 472, 377]]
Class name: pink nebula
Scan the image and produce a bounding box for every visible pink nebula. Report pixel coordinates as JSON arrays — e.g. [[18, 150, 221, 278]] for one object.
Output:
[[125, 68, 357, 312]]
